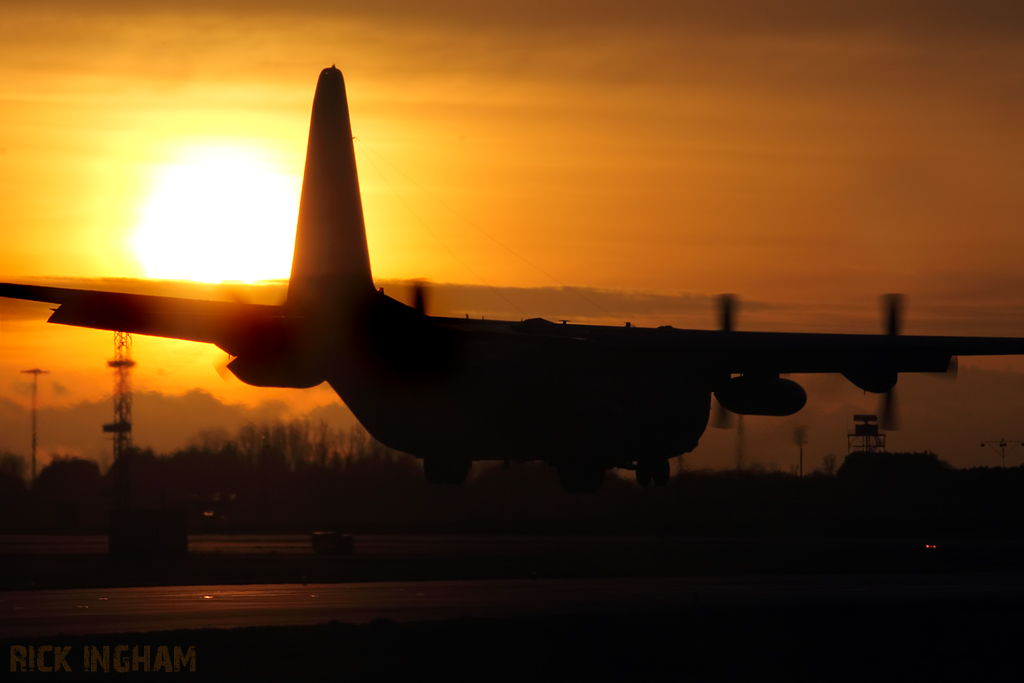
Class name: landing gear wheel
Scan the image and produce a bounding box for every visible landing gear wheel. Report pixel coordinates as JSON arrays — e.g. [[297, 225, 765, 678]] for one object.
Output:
[[636, 461, 652, 487], [558, 464, 606, 493], [423, 457, 472, 484], [652, 458, 670, 487]]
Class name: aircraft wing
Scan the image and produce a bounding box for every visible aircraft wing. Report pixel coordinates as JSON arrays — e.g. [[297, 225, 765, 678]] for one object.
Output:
[[622, 327, 1024, 375], [7, 280, 1024, 380], [0, 283, 292, 356], [448, 316, 1024, 379]]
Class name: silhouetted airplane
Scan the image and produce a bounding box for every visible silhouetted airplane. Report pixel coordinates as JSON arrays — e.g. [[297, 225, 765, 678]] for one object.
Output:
[[4, 67, 1024, 492]]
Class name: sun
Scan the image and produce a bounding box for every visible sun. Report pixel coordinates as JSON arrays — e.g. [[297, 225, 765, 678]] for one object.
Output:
[[132, 145, 301, 283]]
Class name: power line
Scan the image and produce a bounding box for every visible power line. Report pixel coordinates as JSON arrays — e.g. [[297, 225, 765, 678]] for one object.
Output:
[[980, 439, 1022, 468]]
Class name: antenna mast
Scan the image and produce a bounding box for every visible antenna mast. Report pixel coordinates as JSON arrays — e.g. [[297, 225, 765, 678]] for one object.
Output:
[[102, 332, 135, 508], [20, 368, 48, 486]]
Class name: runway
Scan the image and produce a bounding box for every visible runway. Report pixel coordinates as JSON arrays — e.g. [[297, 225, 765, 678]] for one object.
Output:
[[5, 572, 1024, 638], [8, 533, 1024, 561], [6, 534, 1024, 593]]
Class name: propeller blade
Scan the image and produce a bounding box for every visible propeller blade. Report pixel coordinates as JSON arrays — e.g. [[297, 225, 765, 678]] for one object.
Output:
[[712, 395, 734, 429], [880, 387, 899, 431], [719, 294, 736, 332], [215, 283, 255, 305], [874, 294, 905, 428], [711, 294, 737, 430], [882, 293, 904, 336], [413, 280, 429, 316]]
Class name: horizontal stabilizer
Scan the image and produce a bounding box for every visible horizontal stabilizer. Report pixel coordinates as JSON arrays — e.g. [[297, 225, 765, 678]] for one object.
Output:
[[0, 282, 295, 356]]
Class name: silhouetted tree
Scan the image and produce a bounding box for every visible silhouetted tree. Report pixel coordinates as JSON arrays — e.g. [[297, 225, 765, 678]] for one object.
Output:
[[16, 417, 1024, 535], [34, 456, 103, 528], [836, 451, 952, 521], [0, 451, 29, 527], [0, 451, 26, 482], [818, 453, 839, 476], [837, 451, 950, 486], [313, 419, 332, 468], [35, 456, 101, 503]]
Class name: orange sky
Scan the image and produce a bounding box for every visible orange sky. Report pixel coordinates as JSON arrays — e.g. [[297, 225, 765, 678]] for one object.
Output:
[[2, 1, 1024, 470]]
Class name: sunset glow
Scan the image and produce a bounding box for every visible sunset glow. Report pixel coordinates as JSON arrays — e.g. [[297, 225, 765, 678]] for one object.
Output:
[[1, 2, 1024, 469], [132, 146, 301, 283]]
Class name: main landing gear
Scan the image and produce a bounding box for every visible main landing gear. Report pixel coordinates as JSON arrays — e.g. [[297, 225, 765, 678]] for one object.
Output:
[[423, 457, 471, 485], [635, 459, 670, 487], [557, 463, 606, 493]]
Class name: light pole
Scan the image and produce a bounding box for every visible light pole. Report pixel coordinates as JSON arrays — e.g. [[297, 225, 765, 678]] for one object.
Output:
[[793, 426, 808, 478], [20, 368, 48, 486], [981, 439, 1023, 468]]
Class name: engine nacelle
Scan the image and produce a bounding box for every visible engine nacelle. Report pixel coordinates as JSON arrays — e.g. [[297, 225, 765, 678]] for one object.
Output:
[[226, 354, 324, 389], [841, 368, 897, 394], [714, 376, 807, 416]]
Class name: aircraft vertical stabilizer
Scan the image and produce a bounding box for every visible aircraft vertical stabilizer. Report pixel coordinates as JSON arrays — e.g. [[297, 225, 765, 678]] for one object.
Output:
[[287, 67, 374, 312]]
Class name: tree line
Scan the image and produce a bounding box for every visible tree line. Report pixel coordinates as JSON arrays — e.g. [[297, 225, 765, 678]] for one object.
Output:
[[2, 421, 1024, 535]]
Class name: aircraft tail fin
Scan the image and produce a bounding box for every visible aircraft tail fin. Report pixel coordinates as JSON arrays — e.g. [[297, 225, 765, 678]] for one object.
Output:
[[287, 67, 374, 312]]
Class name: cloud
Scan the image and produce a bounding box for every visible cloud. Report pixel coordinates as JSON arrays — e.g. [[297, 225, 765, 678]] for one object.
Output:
[[3, 1, 1022, 303], [9, 1, 1023, 38], [2, 0, 1023, 473], [5, 2, 1023, 99]]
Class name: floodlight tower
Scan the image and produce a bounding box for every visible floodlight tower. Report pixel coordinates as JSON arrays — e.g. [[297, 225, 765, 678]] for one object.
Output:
[[102, 332, 135, 508], [20, 368, 48, 486]]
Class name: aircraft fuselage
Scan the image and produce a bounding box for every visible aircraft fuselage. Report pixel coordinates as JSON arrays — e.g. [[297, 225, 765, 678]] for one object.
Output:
[[326, 294, 711, 468]]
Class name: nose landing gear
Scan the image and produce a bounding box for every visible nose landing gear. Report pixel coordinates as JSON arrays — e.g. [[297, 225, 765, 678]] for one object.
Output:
[[422, 456, 472, 484], [557, 463, 606, 493]]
